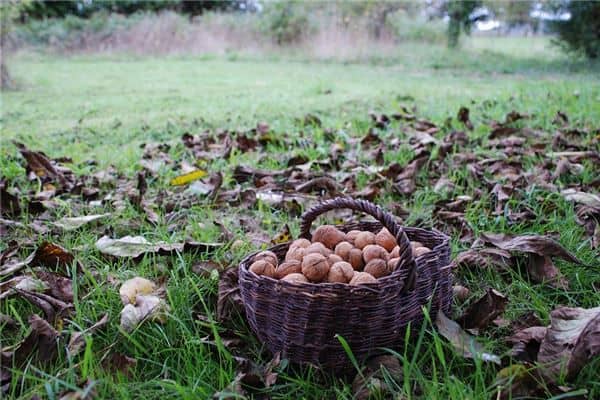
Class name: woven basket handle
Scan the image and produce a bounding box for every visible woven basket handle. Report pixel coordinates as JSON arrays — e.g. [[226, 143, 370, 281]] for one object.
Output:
[[300, 197, 417, 292]]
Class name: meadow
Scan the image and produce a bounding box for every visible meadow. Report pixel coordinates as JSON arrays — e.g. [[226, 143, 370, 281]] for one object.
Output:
[[1, 35, 599, 399]]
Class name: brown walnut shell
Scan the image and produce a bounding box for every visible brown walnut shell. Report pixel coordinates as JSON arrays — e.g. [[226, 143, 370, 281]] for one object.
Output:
[[285, 246, 305, 262], [274, 260, 302, 279], [311, 225, 346, 250], [387, 257, 400, 271], [362, 244, 389, 264], [327, 261, 355, 283], [253, 251, 278, 267], [413, 246, 431, 258], [354, 231, 376, 249], [281, 273, 308, 284], [375, 228, 397, 252], [348, 248, 365, 270], [349, 271, 377, 285], [364, 258, 389, 278], [389, 245, 400, 259], [301, 253, 330, 282], [345, 230, 361, 246], [305, 242, 333, 257], [327, 254, 343, 267], [249, 260, 276, 277], [334, 241, 354, 261]]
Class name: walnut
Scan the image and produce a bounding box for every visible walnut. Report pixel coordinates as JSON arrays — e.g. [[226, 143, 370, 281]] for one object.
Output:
[[281, 273, 308, 284], [410, 241, 424, 252], [285, 246, 305, 262], [274, 260, 302, 279], [305, 242, 333, 257], [364, 258, 389, 278], [453, 285, 470, 302], [413, 246, 431, 258], [312, 225, 345, 249], [301, 253, 330, 282], [345, 230, 362, 246], [289, 238, 311, 250], [375, 228, 397, 252], [334, 241, 353, 261], [387, 257, 400, 272], [349, 272, 377, 285], [327, 254, 343, 267], [253, 251, 278, 267], [362, 244, 389, 264], [389, 245, 400, 259], [348, 248, 365, 270], [249, 260, 276, 277], [327, 261, 355, 283], [354, 231, 376, 249]]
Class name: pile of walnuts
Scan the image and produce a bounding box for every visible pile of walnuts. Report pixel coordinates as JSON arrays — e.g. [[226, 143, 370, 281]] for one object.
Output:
[[248, 225, 431, 286]]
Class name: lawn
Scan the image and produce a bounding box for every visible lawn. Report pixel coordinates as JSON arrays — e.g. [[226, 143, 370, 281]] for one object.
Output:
[[1, 36, 599, 399]]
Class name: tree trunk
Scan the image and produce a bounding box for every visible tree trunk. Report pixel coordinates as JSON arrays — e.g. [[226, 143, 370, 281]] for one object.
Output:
[[0, 8, 15, 90]]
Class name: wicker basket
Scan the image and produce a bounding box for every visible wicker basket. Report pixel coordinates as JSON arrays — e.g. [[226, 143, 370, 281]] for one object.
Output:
[[238, 198, 452, 373]]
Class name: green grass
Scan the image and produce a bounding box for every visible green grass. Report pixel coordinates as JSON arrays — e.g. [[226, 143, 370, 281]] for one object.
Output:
[[1, 36, 600, 399]]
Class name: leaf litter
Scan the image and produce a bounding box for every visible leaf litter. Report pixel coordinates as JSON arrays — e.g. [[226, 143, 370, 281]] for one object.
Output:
[[1, 105, 598, 398]]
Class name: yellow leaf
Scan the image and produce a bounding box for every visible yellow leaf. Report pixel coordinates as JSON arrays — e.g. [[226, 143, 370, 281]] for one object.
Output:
[[170, 170, 207, 186], [272, 224, 292, 244]]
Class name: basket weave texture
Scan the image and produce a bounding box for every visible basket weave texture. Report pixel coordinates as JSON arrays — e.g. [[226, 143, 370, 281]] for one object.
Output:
[[238, 198, 452, 372]]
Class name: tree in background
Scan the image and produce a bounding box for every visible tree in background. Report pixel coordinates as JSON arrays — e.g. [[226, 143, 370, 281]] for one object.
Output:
[[446, 0, 480, 48], [549, 0, 600, 59], [1, 0, 28, 90]]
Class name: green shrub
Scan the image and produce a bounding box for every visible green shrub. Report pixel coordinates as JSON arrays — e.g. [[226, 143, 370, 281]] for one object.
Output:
[[258, 2, 312, 44], [387, 10, 446, 44]]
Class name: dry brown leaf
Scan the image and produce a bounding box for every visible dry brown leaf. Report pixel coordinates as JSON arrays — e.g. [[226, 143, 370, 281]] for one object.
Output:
[[538, 306, 600, 381], [0, 180, 20, 218], [435, 312, 500, 364], [457, 288, 508, 333], [67, 314, 110, 356], [217, 267, 243, 322]]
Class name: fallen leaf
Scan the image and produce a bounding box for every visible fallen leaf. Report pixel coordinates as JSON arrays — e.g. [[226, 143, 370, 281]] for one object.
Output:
[[35, 270, 73, 303], [12, 314, 60, 365], [435, 312, 500, 364], [192, 261, 223, 278], [95, 235, 221, 259], [31, 242, 80, 274], [271, 224, 292, 244], [58, 379, 97, 400], [527, 254, 570, 289], [352, 355, 403, 400], [119, 277, 156, 304], [102, 353, 137, 377], [170, 169, 208, 186], [14, 142, 73, 190], [457, 288, 508, 333], [480, 233, 582, 265], [217, 267, 242, 322], [67, 314, 109, 356], [53, 213, 110, 231], [507, 326, 547, 363], [538, 306, 600, 381], [561, 189, 600, 208], [457, 106, 473, 130], [453, 247, 514, 271], [0, 275, 48, 300], [0, 181, 20, 218]]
